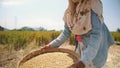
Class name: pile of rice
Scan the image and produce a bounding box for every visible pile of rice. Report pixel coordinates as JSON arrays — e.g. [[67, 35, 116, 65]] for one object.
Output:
[[19, 52, 77, 68]]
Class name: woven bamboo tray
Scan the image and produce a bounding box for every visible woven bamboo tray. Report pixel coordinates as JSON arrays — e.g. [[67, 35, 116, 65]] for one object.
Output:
[[17, 48, 80, 68]]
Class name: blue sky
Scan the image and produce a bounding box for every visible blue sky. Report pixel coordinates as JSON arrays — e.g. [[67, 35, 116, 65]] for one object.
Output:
[[0, 0, 120, 31]]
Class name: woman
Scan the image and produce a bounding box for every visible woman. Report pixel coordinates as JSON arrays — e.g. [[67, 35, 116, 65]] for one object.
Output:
[[42, 0, 114, 68]]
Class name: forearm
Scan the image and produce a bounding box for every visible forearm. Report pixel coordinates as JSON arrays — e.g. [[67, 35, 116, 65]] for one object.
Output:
[[49, 24, 71, 48]]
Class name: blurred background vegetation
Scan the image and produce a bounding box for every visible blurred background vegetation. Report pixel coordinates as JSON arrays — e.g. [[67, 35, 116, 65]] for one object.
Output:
[[0, 26, 120, 51]]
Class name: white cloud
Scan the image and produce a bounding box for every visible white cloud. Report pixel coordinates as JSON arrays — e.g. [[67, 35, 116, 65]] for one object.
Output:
[[0, 0, 25, 6]]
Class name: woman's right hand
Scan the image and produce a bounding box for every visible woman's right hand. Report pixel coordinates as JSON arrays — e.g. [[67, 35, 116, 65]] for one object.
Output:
[[41, 45, 53, 50]]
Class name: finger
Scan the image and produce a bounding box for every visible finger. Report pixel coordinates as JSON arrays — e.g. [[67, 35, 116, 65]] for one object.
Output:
[[40, 47, 45, 51], [68, 66, 74, 68], [70, 64, 77, 68], [43, 46, 49, 50], [41, 46, 48, 50]]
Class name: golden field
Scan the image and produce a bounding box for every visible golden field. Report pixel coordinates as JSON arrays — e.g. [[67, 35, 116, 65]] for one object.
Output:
[[0, 31, 120, 68]]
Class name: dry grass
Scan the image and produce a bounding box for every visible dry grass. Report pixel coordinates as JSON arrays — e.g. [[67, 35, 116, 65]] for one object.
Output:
[[0, 43, 120, 68], [106, 45, 120, 68]]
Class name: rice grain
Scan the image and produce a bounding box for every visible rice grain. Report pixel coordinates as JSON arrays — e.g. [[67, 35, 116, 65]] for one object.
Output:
[[19, 52, 77, 68]]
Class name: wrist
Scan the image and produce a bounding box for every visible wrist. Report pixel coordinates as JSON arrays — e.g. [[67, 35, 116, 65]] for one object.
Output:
[[79, 61, 85, 68]]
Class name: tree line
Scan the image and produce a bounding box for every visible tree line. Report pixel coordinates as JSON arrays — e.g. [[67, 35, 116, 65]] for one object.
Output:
[[0, 25, 120, 32]]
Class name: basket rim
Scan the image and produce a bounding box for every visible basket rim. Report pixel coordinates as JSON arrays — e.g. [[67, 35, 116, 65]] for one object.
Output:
[[17, 48, 80, 68]]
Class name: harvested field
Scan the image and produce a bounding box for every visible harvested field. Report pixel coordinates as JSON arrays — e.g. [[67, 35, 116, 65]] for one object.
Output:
[[0, 44, 120, 68], [106, 45, 120, 68], [19, 52, 77, 68]]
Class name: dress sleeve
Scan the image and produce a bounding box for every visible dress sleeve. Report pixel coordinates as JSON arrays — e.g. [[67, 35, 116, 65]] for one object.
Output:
[[80, 11, 102, 66], [49, 24, 71, 48]]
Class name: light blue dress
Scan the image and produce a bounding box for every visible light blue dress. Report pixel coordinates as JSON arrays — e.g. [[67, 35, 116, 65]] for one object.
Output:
[[49, 10, 114, 68]]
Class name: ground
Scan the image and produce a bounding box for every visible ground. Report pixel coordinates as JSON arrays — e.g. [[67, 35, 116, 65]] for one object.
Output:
[[106, 45, 120, 68], [0, 42, 120, 68]]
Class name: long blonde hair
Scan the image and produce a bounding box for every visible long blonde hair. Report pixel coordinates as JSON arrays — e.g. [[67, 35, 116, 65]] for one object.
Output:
[[68, 0, 78, 18]]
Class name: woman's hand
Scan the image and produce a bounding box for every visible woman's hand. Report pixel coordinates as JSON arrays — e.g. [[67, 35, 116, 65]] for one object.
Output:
[[70, 61, 85, 68], [41, 45, 53, 50]]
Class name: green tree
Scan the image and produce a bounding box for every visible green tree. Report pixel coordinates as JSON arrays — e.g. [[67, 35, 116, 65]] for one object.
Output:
[[117, 28, 120, 32]]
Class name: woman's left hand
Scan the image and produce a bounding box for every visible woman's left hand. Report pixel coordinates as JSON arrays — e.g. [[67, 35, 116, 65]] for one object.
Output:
[[70, 61, 85, 68]]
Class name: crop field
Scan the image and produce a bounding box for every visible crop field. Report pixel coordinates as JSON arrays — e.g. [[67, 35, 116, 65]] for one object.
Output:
[[0, 31, 60, 50], [0, 31, 120, 68]]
